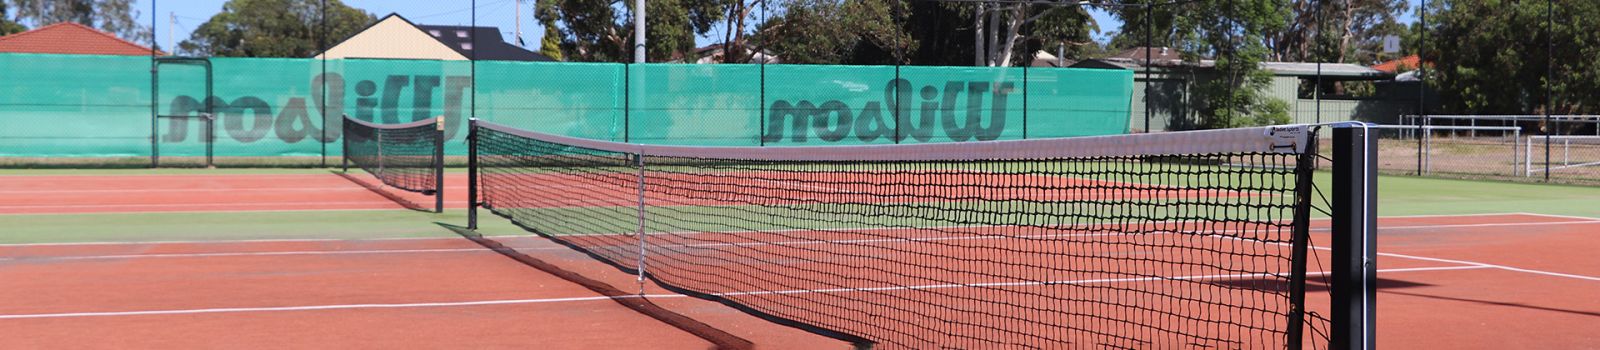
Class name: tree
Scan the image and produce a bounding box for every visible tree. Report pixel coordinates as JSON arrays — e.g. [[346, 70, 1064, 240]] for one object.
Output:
[[754, 0, 910, 65], [1424, 0, 1600, 115], [1104, 0, 1290, 129], [754, 0, 1096, 66], [6, 0, 146, 43], [0, 2, 27, 36], [963, 1, 1097, 66], [539, 21, 564, 61], [536, 0, 731, 62], [178, 0, 373, 57], [1268, 0, 1408, 64]]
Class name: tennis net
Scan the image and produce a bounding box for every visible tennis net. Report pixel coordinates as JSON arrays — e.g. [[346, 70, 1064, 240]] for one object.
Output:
[[467, 120, 1374, 349], [342, 115, 445, 212]]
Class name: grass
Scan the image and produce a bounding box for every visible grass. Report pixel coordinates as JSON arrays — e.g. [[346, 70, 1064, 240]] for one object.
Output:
[[0, 209, 528, 244], [0, 167, 1595, 245]]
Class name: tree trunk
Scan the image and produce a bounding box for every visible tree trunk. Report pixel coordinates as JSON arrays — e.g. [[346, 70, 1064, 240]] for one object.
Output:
[[975, 2, 988, 66], [995, 7, 1021, 67], [987, 6, 999, 66], [1338, 0, 1354, 63]]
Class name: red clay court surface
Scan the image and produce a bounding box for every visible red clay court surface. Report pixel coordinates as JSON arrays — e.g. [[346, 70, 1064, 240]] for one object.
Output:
[[2, 173, 1598, 348], [0, 173, 471, 214]]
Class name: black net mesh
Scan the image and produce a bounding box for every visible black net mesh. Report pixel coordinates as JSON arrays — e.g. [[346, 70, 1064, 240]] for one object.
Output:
[[474, 121, 1327, 349], [343, 116, 443, 195]]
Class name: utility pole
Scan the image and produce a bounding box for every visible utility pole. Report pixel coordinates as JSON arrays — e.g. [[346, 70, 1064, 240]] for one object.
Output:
[[634, 0, 646, 63], [514, 0, 523, 46], [169, 12, 175, 54]]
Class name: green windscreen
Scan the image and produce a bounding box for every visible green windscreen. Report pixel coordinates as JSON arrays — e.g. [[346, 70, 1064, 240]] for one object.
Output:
[[0, 53, 1133, 158]]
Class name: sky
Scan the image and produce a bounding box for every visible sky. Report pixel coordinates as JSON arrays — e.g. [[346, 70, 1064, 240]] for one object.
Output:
[[136, 0, 548, 50], [131, 0, 1425, 54]]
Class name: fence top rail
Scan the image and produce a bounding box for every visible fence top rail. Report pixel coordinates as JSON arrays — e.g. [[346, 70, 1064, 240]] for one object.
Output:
[[1402, 115, 1600, 121], [1366, 124, 1522, 131], [1528, 135, 1600, 142]]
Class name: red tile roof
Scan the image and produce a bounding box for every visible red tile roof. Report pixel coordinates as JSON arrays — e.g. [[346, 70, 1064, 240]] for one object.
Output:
[[1373, 55, 1425, 73], [0, 22, 160, 56]]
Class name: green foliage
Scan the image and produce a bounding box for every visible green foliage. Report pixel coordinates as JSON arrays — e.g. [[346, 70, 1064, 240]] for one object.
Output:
[[756, 0, 1095, 66], [1107, 0, 1289, 129], [1267, 0, 1408, 64], [5, 0, 146, 43], [755, 0, 910, 65], [177, 0, 373, 57], [539, 21, 564, 61], [0, 2, 27, 36], [1233, 97, 1292, 127], [536, 0, 733, 62], [1424, 0, 1600, 115]]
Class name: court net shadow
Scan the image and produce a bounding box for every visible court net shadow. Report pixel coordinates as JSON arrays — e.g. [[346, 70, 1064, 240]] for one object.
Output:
[[434, 222, 754, 350]]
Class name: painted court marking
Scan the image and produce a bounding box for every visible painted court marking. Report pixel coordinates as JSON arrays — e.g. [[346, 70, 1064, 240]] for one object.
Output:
[[0, 265, 1489, 320], [0, 185, 471, 195]]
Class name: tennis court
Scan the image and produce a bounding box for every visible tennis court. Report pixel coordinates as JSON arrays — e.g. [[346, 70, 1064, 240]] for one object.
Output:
[[3, 142, 1598, 348]]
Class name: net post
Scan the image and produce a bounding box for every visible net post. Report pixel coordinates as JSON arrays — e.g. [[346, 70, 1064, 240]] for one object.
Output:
[[205, 113, 215, 168], [341, 115, 350, 173], [1332, 125, 1378, 350], [1286, 129, 1319, 350], [434, 115, 446, 213], [467, 118, 479, 230], [634, 151, 648, 295]]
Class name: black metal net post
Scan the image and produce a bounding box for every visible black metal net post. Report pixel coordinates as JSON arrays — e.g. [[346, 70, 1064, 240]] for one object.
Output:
[[467, 118, 478, 229], [434, 116, 446, 213], [1332, 124, 1378, 350], [341, 114, 350, 173]]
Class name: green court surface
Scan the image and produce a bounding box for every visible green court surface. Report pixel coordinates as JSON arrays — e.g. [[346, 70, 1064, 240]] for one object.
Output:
[[0, 168, 1595, 245]]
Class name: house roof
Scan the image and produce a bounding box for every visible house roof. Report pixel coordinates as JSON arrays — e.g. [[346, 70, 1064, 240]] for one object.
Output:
[[1372, 55, 1424, 73], [1073, 47, 1390, 79], [416, 24, 553, 62], [1260, 62, 1389, 78], [1109, 47, 1185, 64], [0, 22, 160, 56]]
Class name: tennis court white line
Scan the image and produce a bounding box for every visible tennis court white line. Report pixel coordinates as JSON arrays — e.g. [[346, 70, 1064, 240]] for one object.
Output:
[[0, 248, 523, 262], [1294, 241, 1600, 283], [1358, 220, 1600, 231], [0, 207, 447, 217], [0, 201, 434, 210], [1512, 212, 1600, 222], [0, 235, 524, 247], [0, 186, 471, 195], [713, 265, 1492, 297], [1371, 252, 1600, 282], [14, 218, 1598, 261], [2, 212, 1589, 251], [0, 295, 682, 320], [0, 265, 1486, 320]]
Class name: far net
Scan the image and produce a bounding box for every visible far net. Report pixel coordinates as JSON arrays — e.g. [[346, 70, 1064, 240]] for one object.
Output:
[[472, 120, 1330, 349], [342, 115, 443, 195]]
